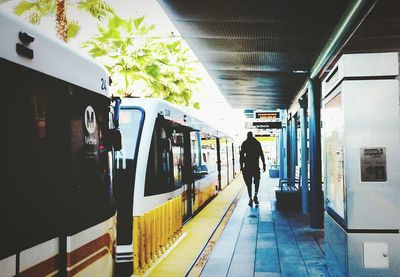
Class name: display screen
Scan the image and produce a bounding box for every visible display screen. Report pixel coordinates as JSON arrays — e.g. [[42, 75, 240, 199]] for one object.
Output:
[[255, 111, 279, 119]]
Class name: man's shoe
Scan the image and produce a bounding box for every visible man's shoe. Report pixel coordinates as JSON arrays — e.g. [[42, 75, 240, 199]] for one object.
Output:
[[248, 199, 253, 206], [253, 196, 259, 205]]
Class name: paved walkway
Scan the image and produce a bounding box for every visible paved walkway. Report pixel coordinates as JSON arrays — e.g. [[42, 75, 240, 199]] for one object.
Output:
[[201, 173, 330, 277], [149, 175, 243, 276]]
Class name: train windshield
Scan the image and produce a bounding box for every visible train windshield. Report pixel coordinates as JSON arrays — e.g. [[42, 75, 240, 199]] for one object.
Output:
[[114, 108, 144, 244], [0, 58, 115, 259], [118, 109, 144, 161]]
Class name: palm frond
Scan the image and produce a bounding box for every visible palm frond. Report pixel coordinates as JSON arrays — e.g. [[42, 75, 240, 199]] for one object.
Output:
[[14, 1, 35, 15], [77, 0, 114, 20], [67, 20, 80, 38], [82, 14, 201, 107]]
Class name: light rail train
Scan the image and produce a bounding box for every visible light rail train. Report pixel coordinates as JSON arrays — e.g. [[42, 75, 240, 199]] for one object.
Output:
[[0, 10, 241, 277], [0, 11, 121, 276], [114, 98, 240, 274]]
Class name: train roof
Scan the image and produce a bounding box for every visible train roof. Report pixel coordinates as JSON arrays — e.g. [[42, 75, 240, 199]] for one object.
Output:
[[0, 10, 110, 98], [121, 97, 229, 138]]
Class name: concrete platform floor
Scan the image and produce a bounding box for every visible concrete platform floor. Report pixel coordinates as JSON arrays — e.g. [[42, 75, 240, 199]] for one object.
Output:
[[149, 174, 244, 276], [201, 173, 330, 277]]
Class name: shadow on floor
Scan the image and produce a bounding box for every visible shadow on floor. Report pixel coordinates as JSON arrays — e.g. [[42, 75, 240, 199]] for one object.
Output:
[[201, 174, 330, 277]]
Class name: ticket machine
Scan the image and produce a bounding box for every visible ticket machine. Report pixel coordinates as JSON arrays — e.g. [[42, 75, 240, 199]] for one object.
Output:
[[322, 52, 400, 276]]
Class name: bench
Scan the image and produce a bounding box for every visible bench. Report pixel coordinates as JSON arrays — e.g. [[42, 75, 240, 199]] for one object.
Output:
[[278, 165, 301, 191], [275, 165, 303, 210]]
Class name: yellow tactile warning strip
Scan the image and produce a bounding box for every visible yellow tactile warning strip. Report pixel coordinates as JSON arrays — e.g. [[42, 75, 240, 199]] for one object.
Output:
[[148, 176, 244, 277]]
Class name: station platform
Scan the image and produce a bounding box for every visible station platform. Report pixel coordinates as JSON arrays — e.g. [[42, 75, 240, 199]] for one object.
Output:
[[147, 173, 244, 276], [201, 175, 329, 277], [148, 174, 330, 277]]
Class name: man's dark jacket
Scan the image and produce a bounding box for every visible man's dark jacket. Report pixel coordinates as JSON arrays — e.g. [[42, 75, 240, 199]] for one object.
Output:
[[240, 137, 265, 172]]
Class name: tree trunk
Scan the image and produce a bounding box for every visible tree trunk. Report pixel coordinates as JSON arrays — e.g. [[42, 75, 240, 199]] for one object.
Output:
[[56, 0, 68, 42]]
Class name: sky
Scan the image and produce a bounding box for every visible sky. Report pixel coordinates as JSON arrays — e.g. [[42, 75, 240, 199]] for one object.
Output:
[[0, 0, 247, 141]]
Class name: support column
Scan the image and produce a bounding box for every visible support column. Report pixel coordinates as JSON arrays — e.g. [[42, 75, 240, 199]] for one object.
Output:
[[299, 97, 309, 214], [279, 109, 288, 179], [286, 115, 291, 180], [279, 130, 284, 179], [308, 78, 324, 228], [289, 113, 298, 181]]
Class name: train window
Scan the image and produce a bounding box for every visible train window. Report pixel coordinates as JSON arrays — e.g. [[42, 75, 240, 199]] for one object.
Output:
[[118, 109, 144, 161], [69, 86, 115, 233], [115, 108, 144, 244], [145, 119, 174, 196], [201, 136, 218, 174], [172, 129, 184, 188], [32, 91, 47, 139], [0, 61, 70, 258], [193, 131, 215, 179], [145, 118, 188, 195], [0, 58, 115, 259], [191, 131, 202, 178]]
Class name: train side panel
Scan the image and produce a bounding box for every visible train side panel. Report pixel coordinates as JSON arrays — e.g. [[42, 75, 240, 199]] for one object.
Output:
[[117, 98, 239, 274], [0, 11, 116, 276]]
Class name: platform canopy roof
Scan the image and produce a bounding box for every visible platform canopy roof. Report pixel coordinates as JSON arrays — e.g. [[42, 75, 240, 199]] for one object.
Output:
[[157, 0, 400, 110]]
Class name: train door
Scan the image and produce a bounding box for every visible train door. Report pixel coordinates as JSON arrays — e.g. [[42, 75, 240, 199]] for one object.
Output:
[[216, 137, 222, 190], [181, 130, 194, 222], [232, 142, 236, 178], [171, 126, 193, 221], [219, 138, 229, 189], [142, 117, 192, 223], [226, 138, 231, 184]]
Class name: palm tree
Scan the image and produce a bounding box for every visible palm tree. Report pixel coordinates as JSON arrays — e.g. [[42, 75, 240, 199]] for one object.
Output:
[[156, 39, 201, 107], [83, 15, 161, 96], [56, 0, 67, 41], [13, 0, 114, 42], [83, 15, 201, 108]]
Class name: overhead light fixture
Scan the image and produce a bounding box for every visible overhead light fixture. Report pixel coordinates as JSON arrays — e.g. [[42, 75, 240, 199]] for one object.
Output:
[[293, 70, 308, 74]]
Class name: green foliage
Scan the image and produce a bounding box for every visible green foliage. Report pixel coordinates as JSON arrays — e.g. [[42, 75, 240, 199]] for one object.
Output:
[[67, 20, 80, 38], [83, 15, 157, 95], [83, 15, 202, 108], [12, 0, 114, 40], [76, 0, 114, 20], [153, 39, 201, 107], [14, 0, 54, 24], [14, 1, 35, 15]]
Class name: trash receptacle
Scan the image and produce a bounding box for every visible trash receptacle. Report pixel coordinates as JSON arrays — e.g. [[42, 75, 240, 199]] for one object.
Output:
[[269, 164, 279, 178]]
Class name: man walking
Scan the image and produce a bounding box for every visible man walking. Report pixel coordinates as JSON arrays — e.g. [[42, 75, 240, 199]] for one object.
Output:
[[240, 131, 266, 206]]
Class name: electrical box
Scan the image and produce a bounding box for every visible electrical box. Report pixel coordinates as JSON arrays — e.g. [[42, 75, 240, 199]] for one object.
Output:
[[322, 52, 400, 276], [363, 242, 389, 269]]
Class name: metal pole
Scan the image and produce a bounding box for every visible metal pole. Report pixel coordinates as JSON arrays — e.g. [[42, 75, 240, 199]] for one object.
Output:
[[286, 114, 292, 180], [279, 129, 284, 179], [299, 97, 309, 214], [290, 114, 298, 182], [308, 78, 323, 228], [310, 0, 378, 79], [279, 109, 288, 179]]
